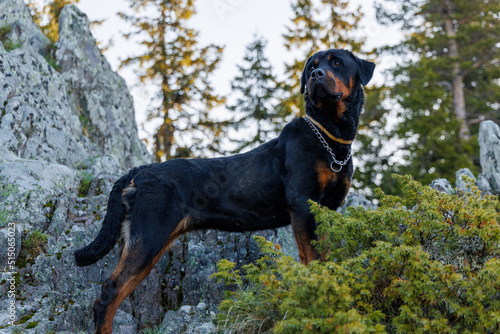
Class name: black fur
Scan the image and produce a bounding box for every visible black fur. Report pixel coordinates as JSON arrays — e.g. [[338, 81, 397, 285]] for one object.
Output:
[[74, 166, 144, 266], [74, 49, 375, 334]]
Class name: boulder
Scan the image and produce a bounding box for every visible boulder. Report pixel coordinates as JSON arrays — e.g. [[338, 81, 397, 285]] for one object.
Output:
[[430, 178, 453, 194], [0, 39, 93, 166], [455, 168, 476, 192], [479, 120, 500, 194], [0, 0, 50, 54], [56, 5, 150, 169], [338, 192, 376, 213]]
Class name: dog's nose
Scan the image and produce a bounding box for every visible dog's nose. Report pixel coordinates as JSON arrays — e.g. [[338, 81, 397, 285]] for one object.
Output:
[[311, 69, 325, 79]]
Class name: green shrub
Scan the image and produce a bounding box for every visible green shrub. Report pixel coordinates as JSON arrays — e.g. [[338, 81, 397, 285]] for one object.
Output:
[[78, 171, 94, 197], [214, 175, 500, 333], [21, 230, 48, 258], [0, 209, 9, 228], [0, 25, 21, 51]]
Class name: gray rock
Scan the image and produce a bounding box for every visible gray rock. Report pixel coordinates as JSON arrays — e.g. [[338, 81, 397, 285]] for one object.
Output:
[[0, 47, 93, 166], [476, 173, 492, 195], [455, 168, 476, 191], [161, 226, 298, 313], [56, 5, 150, 170], [430, 178, 453, 194], [0, 1, 151, 333], [158, 302, 216, 334], [337, 192, 376, 213], [478, 120, 500, 194], [88, 155, 124, 178], [0, 0, 50, 54], [112, 310, 138, 334]]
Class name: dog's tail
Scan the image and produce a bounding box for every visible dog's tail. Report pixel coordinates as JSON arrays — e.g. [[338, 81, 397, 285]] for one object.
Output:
[[74, 171, 137, 267]]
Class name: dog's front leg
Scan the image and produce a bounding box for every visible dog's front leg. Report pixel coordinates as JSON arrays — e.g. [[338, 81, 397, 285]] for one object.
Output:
[[289, 204, 320, 265]]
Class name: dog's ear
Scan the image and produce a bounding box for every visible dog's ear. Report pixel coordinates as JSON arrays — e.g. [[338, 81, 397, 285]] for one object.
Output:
[[352, 54, 375, 86], [300, 56, 312, 94]]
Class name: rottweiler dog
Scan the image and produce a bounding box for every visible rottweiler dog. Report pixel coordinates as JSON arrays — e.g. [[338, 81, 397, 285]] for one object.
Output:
[[74, 48, 375, 333]]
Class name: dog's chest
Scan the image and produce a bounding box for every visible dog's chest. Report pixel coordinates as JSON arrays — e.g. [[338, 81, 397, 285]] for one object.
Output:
[[315, 160, 338, 192]]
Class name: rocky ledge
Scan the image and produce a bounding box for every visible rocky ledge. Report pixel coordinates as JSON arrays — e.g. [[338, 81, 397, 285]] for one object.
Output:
[[0, 2, 297, 333]]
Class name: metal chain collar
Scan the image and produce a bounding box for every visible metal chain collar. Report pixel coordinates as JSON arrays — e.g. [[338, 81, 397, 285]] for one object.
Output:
[[303, 116, 352, 172]]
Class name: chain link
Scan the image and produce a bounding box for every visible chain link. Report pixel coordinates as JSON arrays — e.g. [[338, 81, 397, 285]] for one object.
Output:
[[303, 116, 352, 172]]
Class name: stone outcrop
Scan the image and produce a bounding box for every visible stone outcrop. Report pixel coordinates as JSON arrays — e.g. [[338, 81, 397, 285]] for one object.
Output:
[[455, 168, 476, 192], [0, 2, 153, 333], [429, 178, 453, 194], [479, 120, 500, 194], [56, 6, 150, 168], [0, 0, 50, 54], [0, 3, 298, 333]]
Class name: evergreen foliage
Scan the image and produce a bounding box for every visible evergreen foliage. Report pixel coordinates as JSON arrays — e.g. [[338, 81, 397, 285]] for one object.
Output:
[[227, 36, 283, 153], [373, 0, 500, 188], [214, 176, 500, 333], [353, 85, 395, 195], [119, 0, 225, 161]]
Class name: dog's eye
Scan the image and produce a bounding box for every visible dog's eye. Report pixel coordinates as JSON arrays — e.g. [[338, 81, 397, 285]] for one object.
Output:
[[334, 60, 342, 67], [309, 66, 315, 71]]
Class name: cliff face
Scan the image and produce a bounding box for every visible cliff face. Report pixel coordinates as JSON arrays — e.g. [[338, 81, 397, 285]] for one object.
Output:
[[0, 1, 150, 332], [0, 2, 297, 333], [0, 0, 150, 167]]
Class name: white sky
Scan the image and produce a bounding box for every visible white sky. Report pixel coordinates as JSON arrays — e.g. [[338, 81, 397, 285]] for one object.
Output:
[[77, 0, 402, 146]]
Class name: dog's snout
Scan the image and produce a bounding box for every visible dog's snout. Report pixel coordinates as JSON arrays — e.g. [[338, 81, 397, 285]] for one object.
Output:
[[311, 68, 326, 80]]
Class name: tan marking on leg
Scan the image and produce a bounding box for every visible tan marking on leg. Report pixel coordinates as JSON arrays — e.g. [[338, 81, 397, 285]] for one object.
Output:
[[98, 217, 191, 333], [339, 175, 352, 207], [98, 266, 153, 334], [120, 219, 131, 257], [291, 215, 319, 265], [344, 174, 352, 191], [164, 217, 190, 250], [290, 221, 306, 264]]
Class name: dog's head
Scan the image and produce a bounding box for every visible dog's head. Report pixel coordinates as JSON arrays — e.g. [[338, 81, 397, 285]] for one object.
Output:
[[301, 49, 375, 114]]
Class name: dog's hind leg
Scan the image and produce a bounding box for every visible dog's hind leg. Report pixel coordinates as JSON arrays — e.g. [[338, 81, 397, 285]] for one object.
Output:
[[93, 176, 191, 334]]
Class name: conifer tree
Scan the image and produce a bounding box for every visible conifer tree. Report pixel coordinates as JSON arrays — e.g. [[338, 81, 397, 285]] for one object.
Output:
[[227, 36, 282, 153], [119, 0, 224, 161], [376, 0, 500, 186]]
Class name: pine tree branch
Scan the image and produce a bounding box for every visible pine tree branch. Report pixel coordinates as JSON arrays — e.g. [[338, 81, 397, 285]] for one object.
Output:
[[468, 46, 498, 72]]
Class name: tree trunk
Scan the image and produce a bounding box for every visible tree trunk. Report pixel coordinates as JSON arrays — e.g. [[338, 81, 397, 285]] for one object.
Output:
[[157, 7, 175, 161], [444, 0, 470, 140]]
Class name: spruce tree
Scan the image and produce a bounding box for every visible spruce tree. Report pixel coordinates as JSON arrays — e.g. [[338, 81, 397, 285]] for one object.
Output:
[[119, 0, 224, 161], [227, 36, 282, 153], [376, 0, 500, 187]]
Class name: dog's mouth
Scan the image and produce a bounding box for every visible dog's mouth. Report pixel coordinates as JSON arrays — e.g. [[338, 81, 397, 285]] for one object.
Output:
[[307, 82, 344, 108]]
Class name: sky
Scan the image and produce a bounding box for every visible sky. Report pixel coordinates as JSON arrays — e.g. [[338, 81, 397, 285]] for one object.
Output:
[[76, 0, 403, 145]]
